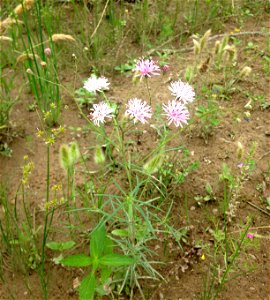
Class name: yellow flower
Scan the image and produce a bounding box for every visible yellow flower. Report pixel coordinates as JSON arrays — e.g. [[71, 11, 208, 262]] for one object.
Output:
[[52, 184, 62, 191], [36, 128, 44, 138], [50, 103, 56, 109], [201, 254, 206, 261]]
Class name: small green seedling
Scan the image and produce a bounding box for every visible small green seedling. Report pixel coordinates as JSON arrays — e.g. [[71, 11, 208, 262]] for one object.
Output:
[[46, 241, 76, 264], [61, 225, 135, 300]]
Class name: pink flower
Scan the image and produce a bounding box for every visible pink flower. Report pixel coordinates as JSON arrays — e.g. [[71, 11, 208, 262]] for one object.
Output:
[[162, 64, 169, 73], [89, 102, 114, 126], [169, 80, 195, 104], [126, 98, 152, 124], [247, 233, 254, 239], [134, 58, 160, 80], [44, 48, 52, 57], [163, 100, 190, 127]]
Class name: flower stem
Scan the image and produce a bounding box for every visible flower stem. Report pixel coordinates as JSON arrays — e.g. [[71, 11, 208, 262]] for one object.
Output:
[[145, 78, 152, 105]]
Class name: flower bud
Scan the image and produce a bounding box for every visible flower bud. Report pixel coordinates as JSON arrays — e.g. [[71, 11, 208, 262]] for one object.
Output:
[[44, 47, 52, 57]]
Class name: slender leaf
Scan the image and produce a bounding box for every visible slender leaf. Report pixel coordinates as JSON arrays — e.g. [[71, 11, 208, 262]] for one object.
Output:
[[61, 254, 92, 267], [99, 254, 135, 267]]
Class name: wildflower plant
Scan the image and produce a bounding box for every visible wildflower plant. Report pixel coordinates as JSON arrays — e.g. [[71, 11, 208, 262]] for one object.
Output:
[[72, 59, 197, 296]]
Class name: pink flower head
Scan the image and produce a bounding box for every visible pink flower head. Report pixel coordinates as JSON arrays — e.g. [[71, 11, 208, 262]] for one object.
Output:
[[169, 80, 195, 104], [134, 58, 160, 80], [247, 233, 254, 239], [163, 100, 190, 127], [126, 98, 152, 124], [44, 48, 52, 57], [89, 102, 114, 126], [162, 64, 169, 73]]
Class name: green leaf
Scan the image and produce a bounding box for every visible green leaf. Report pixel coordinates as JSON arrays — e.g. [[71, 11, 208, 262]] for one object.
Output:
[[79, 272, 96, 300], [99, 254, 135, 267], [100, 266, 112, 284], [111, 229, 129, 237], [90, 225, 106, 258], [46, 241, 76, 251], [103, 237, 114, 255], [61, 254, 92, 267]]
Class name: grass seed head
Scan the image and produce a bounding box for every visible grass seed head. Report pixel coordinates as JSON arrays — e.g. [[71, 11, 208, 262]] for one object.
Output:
[[69, 142, 80, 165], [200, 29, 211, 51], [0, 17, 18, 33], [94, 145, 106, 165], [239, 66, 252, 79], [14, 0, 35, 16], [17, 53, 41, 64], [193, 39, 201, 55], [60, 144, 71, 171], [52, 34, 76, 43], [0, 36, 13, 42], [143, 152, 164, 175], [214, 40, 221, 55]]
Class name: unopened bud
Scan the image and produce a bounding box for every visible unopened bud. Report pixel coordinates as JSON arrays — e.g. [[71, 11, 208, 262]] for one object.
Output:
[[162, 65, 169, 73], [44, 47, 52, 57], [26, 68, 34, 75], [40, 61, 47, 68]]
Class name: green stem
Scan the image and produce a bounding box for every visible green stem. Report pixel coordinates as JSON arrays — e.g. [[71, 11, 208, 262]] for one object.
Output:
[[145, 78, 152, 105], [40, 144, 51, 300]]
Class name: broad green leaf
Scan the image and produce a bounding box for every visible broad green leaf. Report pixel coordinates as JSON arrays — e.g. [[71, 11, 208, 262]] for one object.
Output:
[[79, 272, 96, 300], [61, 254, 92, 267], [103, 237, 114, 255], [90, 225, 106, 258], [99, 254, 135, 267], [46, 241, 76, 251]]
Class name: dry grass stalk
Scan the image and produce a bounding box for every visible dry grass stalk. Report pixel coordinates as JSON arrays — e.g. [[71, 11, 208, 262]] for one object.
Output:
[[51, 34, 76, 43]]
